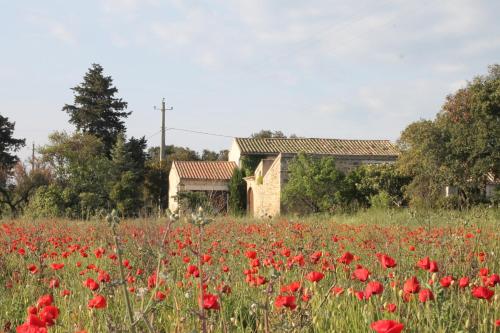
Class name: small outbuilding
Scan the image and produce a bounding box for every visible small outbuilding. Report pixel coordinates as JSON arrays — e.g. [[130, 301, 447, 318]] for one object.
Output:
[[168, 161, 237, 214]]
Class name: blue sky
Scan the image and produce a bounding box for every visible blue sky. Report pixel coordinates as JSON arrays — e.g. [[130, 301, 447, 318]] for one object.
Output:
[[2, 0, 500, 161]]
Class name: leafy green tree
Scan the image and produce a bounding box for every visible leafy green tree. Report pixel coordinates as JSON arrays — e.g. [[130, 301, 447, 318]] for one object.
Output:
[[346, 164, 411, 208], [24, 184, 65, 219], [110, 171, 142, 216], [201, 149, 229, 161], [40, 132, 112, 217], [250, 130, 287, 139], [0, 163, 51, 216], [228, 168, 246, 215], [282, 153, 347, 214], [62, 64, 131, 154], [398, 64, 500, 207]]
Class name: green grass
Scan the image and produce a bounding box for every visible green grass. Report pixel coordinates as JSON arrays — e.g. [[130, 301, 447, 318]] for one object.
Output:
[[0, 208, 499, 332]]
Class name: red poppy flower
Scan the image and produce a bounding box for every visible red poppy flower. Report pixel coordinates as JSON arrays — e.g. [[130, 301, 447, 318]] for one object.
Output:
[[155, 291, 166, 301], [28, 264, 38, 274], [385, 303, 397, 313], [418, 288, 434, 303], [339, 252, 354, 265], [245, 250, 257, 259], [471, 286, 494, 300], [38, 305, 59, 326], [370, 319, 404, 333], [458, 277, 469, 288], [439, 276, 453, 288], [417, 257, 430, 270], [429, 261, 439, 273], [50, 263, 64, 271], [88, 295, 107, 309], [37, 295, 53, 308], [403, 276, 420, 294], [377, 254, 397, 269], [353, 267, 370, 282], [365, 281, 384, 298], [83, 278, 99, 291], [306, 271, 325, 283], [201, 293, 220, 310], [275, 295, 297, 310]]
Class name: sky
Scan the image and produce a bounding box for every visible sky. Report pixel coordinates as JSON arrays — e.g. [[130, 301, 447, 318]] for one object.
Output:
[[2, 0, 500, 162]]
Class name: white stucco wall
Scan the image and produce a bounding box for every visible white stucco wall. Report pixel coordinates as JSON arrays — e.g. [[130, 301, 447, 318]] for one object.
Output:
[[228, 139, 241, 167]]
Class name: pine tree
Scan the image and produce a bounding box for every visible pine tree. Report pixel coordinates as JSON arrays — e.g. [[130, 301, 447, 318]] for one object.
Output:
[[62, 64, 131, 154], [0, 114, 25, 171], [110, 132, 132, 177]]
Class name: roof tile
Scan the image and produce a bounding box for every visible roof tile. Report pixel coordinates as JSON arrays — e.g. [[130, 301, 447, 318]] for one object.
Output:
[[235, 138, 399, 156], [173, 161, 237, 180]]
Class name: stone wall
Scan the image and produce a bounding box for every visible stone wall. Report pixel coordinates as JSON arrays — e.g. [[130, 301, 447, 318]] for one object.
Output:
[[246, 153, 398, 218]]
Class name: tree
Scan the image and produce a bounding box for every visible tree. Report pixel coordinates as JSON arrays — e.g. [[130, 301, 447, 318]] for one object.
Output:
[[398, 64, 500, 207], [282, 153, 347, 214], [0, 163, 51, 216], [346, 164, 411, 208], [39, 132, 113, 217], [62, 64, 131, 154], [201, 149, 229, 161], [228, 168, 246, 215], [0, 114, 25, 170], [250, 130, 287, 139], [125, 136, 148, 181], [110, 171, 142, 216]]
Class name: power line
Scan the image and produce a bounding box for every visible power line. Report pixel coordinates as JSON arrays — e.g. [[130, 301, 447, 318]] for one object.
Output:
[[166, 127, 235, 138]]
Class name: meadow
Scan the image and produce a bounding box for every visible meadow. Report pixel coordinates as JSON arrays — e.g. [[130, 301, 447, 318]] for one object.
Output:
[[0, 209, 499, 332]]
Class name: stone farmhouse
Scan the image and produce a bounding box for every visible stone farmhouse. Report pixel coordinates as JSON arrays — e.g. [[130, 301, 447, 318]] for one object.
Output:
[[168, 160, 237, 214], [168, 137, 399, 217], [230, 138, 399, 217]]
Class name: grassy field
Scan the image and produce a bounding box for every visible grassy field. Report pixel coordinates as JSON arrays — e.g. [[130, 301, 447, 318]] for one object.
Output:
[[1, 208, 499, 332]]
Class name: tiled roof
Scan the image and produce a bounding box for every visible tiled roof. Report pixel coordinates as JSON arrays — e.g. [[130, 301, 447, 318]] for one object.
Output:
[[173, 161, 237, 180], [235, 138, 399, 156]]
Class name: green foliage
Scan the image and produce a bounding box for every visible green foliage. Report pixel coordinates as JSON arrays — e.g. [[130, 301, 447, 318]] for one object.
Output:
[[369, 191, 392, 209], [176, 191, 212, 214], [250, 130, 287, 139], [0, 164, 51, 217], [240, 155, 265, 176], [39, 132, 113, 218], [62, 64, 131, 154], [110, 171, 142, 217], [0, 114, 25, 171], [143, 160, 169, 212], [347, 164, 411, 208], [228, 168, 246, 215], [398, 64, 500, 208], [282, 153, 348, 214], [25, 184, 66, 219]]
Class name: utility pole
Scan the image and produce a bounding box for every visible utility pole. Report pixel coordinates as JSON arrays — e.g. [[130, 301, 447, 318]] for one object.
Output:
[[159, 98, 173, 162], [31, 142, 35, 172]]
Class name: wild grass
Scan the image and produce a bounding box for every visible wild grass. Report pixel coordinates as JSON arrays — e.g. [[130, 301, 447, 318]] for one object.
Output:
[[0, 208, 498, 332]]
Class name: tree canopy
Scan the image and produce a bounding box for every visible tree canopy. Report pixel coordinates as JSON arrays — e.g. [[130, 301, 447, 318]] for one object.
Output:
[[62, 64, 131, 154], [398, 64, 499, 207], [0, 114, 25, 171]]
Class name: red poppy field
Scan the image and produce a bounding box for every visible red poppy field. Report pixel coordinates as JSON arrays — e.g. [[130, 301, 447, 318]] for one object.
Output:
[[1, 210, 499, 333]]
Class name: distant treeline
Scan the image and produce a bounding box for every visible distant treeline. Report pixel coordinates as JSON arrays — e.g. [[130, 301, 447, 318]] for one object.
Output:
[[0, 64, 498, 219]]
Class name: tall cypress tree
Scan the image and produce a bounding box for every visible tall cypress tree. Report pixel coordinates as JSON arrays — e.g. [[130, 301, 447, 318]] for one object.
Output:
[[62, 64, 131, 154]]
